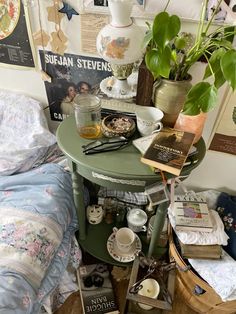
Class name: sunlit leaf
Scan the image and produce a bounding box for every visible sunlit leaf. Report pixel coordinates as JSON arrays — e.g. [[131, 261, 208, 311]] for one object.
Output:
[[204, 48, 226, 88], [182, 82, 217, 115], [221, 50, 236, 91]]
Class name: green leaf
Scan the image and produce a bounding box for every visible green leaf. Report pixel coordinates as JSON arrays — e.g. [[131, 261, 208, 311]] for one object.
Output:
[[204, 48, 226, 89], [168, 15, 181, 42], [182, 82, 217, 115], [221, 50, 236, 91], [152, 12, 180, 50], [142, 29, 153, 50], [174, 37, 186, 50], [145, 50, 159, 80], [157, 46, 172, 78], [145, 47, 171, 79]]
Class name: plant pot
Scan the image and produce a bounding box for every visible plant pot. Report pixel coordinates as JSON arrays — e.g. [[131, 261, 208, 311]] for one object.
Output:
[[152, 78, 192, 127], [174, 112, 207, 144]]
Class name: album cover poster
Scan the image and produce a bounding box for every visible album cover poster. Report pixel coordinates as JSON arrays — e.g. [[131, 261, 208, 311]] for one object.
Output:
[[0, 0, 35, 68], [39, 50, 112, 121]]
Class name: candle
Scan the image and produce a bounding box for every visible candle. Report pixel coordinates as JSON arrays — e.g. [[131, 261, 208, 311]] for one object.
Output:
[[137, 278, 160, 310]]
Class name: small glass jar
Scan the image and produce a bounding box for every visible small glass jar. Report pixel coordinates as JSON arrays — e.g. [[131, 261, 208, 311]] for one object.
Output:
[[74, 94, 102, 139]]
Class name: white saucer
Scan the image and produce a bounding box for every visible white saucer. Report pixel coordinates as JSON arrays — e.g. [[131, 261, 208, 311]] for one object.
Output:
[[100, 77, 136, 99], [107, 232, 142, 263]]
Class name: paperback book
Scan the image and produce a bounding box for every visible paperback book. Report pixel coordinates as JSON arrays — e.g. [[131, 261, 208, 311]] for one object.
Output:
[[140, 128, 195, 176], [78, 263, 119, 314], [173, 194, 213, 232]]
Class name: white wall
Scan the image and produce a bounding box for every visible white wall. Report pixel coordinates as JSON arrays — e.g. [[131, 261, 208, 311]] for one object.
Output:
[[0, 4, 235, 195]]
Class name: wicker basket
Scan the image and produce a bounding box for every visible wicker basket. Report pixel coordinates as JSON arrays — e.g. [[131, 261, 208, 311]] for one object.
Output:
[[169, 226, 236, 314]]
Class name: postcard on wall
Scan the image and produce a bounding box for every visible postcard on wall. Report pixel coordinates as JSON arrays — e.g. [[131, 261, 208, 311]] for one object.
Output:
[[209, 91, 236, 156], [80, 13, 109, 55], [39, 51, 112, 121], [0, 1, 36, 69]]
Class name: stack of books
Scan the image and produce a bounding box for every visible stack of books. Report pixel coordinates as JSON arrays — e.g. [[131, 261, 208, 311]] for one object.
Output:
[[172, 194, 222, 260]]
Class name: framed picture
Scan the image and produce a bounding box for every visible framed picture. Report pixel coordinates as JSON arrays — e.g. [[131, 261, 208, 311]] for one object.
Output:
[[145, 182, 169, 206], [80, 0, 235, 22], [0, 1, 36, 69], [80, 0, 145, 17], [208, 89, 236, 156]]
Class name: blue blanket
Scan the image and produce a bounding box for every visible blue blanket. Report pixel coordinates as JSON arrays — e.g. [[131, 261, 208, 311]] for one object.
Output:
[[0, 163, 78, 313]]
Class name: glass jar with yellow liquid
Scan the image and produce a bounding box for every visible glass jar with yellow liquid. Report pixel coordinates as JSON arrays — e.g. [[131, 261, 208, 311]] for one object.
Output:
[[74, 94, 102, 139]]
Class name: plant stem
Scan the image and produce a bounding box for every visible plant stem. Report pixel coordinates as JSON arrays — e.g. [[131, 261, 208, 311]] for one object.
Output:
[[204, 0, 223, 35], [163, 0, 171, 12]]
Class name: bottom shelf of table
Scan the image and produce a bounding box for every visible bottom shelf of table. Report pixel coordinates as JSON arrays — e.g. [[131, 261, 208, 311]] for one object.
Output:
[[77, 221, 167, 267]]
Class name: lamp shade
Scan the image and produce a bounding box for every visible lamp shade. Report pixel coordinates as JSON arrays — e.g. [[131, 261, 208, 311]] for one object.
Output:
[[96, 0, 145, 66]]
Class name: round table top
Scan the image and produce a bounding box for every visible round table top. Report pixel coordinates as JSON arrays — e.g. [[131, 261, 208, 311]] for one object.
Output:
[[56, 115, 206, 190]]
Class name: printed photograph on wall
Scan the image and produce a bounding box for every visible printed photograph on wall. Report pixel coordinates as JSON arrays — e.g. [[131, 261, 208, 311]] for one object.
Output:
[[39, 51, 111, 121], [206, 0, 230, 22], [81, 0, 145, 16], [0, 0, 36, 68], [209, 91, 236, 156], [93, 0, 144, 6]]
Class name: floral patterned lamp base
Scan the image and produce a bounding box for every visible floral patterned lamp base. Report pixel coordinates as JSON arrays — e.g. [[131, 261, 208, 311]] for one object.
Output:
[[96, 0, 144, 99]]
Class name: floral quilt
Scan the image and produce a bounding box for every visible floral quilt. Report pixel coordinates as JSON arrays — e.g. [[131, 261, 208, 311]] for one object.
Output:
[[0, 163, 79, 313]]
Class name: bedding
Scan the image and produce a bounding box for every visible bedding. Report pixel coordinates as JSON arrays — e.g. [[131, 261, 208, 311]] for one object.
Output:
[[0, 89, 56, 176], [0, 163, 80, 313]]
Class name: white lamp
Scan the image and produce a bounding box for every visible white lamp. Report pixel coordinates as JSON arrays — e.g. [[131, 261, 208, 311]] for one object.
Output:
[[96, 0, 145, 99]]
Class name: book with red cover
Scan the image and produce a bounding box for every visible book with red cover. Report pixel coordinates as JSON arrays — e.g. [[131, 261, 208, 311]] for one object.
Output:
[[140, 128, 195, 176]]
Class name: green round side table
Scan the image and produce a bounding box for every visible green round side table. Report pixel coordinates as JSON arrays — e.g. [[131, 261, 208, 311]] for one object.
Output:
[[56, 115, 206, 265]]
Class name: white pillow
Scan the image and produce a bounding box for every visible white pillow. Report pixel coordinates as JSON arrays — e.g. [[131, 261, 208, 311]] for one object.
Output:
[[0, 89, 56, 175]]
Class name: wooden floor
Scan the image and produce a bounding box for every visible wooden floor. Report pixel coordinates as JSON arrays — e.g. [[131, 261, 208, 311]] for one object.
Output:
[[55, 250, 199, 314], [55, 278, 198, 314]]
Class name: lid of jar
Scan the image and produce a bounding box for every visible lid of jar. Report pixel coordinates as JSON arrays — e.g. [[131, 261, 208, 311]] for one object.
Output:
[[127, 208, 147, 225]]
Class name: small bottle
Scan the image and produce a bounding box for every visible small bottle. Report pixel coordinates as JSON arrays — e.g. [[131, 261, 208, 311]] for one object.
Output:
[[74, 94, 102, 139]]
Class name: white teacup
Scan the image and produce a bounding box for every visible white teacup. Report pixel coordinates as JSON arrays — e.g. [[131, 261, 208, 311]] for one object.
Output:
[[113, 227, 135, 253], [136, 106, 164, 137], [127, 208, 148, 233]]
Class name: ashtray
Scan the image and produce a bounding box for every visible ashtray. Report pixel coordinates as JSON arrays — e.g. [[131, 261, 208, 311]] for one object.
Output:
[[101, 114, 136, 138]]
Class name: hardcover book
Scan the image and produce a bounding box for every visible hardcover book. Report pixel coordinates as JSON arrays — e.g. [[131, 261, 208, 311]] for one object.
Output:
[[178, 241, 222, 259], [173, 194, 213, 232], [78, 263, 119, 314], [140, 128, 195, 176]]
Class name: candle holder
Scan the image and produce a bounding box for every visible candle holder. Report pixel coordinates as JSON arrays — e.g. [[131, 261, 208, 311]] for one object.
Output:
[[125, 255, 176, 312]]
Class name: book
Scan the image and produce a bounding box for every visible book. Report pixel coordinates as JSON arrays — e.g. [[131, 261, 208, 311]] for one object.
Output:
[[140, 128, 195, 176], [173, 194, 213, 232], [178, 240, 222, 259], [133, 133, 198, 168], [78, 263, 119, 314]]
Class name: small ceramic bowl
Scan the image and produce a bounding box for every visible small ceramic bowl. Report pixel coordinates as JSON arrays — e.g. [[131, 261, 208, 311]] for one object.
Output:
[[101, 114, 136, 138]]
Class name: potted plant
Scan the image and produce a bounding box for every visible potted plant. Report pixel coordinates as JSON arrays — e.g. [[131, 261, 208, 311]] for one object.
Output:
[[143, 0, 236, 140]]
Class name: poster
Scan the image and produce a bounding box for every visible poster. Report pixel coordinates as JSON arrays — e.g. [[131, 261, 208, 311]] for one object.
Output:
[[209, 91, 236, 156], [0, 0, 35, 68], [39, 50, 112, 121]]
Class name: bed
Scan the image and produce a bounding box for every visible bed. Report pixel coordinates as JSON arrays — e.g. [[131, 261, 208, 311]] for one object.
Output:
[[0, 90, 84, 313]]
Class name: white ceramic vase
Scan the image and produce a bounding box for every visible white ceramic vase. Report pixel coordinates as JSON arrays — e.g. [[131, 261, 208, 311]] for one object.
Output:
[[96, 0, 145, 98]]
